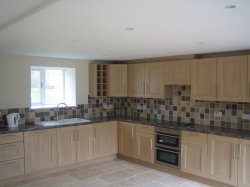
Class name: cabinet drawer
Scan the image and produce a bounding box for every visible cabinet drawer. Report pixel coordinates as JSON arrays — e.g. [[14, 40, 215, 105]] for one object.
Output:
[[0, 158, 24, 179], [136, 124, 154, 134], [0, 133, 23, 144], [182, 131, 207, 143], [0, 142, 24, 162]]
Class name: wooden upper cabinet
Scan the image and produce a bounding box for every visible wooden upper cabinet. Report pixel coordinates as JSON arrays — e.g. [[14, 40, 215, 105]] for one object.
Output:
[[217, 56, 247, 102], [108, 64, 127, 97], [144, 62, 165, 98], [247, 55, 250, 102], [57, 126, 77, 167], [238, 139, 250, 187], [24, 129, 57, 173], [207, 135, 238, 186], [128, 63, 145, 97], [191, 58, 217, 101], [165, 60, 191, 85]]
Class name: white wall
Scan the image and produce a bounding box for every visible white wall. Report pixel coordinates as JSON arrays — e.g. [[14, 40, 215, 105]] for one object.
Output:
[[0, 55, 91, 109]]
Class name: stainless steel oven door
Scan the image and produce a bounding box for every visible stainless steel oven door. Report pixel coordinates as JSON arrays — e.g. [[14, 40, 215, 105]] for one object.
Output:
[[155, 133, 180, 150], [155, 147, 180, 168]]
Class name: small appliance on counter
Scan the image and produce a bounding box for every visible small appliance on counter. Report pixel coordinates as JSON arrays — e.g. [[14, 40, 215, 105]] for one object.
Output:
[[7, 113, 20, 128]]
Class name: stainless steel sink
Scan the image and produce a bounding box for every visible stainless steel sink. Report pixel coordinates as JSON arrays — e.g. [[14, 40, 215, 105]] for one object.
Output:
[[37, 118, 91, 127]]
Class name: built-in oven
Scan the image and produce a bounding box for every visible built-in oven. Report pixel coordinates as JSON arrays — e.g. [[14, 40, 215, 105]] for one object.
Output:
[[155, 127, 181, 168]]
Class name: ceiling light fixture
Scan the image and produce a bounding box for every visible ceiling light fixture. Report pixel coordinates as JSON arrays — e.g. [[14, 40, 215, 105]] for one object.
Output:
[[125, 27, 135, 31], [225, 5, 236, 9]]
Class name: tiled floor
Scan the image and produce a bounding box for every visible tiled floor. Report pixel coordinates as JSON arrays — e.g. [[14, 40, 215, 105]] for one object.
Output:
[[2, 159, 212, 187]]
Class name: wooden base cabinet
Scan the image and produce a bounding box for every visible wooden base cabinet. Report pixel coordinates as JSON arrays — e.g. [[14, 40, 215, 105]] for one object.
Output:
[[181, 131, 207, 178], [24, 129, 57, 173], [207, 135, 238, 186], [93, 122, 118, 159], [238, 139, 250, 187], [118, 122, 136, 157]]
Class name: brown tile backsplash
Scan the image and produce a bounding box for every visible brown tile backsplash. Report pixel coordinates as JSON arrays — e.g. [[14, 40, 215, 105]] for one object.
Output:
[[1, 85, 250, 130]]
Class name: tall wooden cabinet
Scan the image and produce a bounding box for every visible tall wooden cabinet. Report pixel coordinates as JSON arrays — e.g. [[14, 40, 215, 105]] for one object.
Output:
[[181, 131, 207, 178], [118, 122, 136, 157], [238, 139, 250, 187], [165, 60, 191, 85], [24, 129, 57, 173], [207, 135, 238, 186], [217, 56, 247, 102], [191, 58, 217, 101], [93, 122, 118, 159], [108, 64, 127, 97]]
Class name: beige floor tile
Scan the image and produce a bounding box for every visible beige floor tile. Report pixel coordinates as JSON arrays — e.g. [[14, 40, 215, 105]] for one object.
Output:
[[98, 170, 134, 183], [49, 169, 77, 177], [125, 165, 152, 175], [14, 175, 50, 186], [143, 181, 167, 187], [104, 179, 139, 187], [63, 177, 109, 187], [97, 161, 133, 173], [156, 175, 190, 187], [69, 171, 96, 181], [77, 167, 105, 176], [178, 181, 212, 187], [128, 171, 163, 185], [0, 184, 15, 187]]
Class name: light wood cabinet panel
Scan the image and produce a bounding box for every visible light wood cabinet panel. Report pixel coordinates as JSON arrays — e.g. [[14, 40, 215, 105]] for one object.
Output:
[[136, 132, 154, 163], [246, 55, 250, 102], [145, 62, 165, 98], [128, 63, 145, 97], [238, 139, 250, 187], [57, 126, 77, 167], [93, 122, 118, 159], [89, 64, 98, 97], [217, 56, 247, 102], [24, 129, 57, 173], [0, 132, 23, 144], [0, 142, 24, 162], [0, 158, 24, 179], [118, 122, 136, 157], [108, 64, 127, 97], [207, 135, 238, 186], [136, 123, 154, 134], [76, 125, 93, 162], [165, 60, 191, 85], [181, 131, 207, 178], [191, 58, 217, 101]]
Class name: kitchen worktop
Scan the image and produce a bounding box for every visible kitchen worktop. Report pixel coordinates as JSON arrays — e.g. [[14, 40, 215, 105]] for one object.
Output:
[[1, 116, 250, 140]]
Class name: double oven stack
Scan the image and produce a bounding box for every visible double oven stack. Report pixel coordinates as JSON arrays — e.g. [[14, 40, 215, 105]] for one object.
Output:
[[155, 127, 181, 168]]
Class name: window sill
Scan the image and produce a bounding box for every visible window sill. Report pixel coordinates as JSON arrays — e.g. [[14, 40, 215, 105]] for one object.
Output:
[[30, 104, 77, 109]]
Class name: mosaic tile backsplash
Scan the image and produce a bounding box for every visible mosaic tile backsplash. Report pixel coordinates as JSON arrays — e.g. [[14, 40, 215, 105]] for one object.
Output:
[[1, 86, 250, 130]]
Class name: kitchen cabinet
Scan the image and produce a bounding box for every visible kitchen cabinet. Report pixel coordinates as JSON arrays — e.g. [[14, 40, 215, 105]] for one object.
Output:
[[128, 63, 145, 97], [0, 132, 24, 179], [128, 62, 165, 98], [217, 56, 247, 102], [108, 64, 127, 97], [165, 60, 191, 85], [24, 129, 57, 173], [135, 124, 154, 163], [181, 131, 207, 177], [57, 125, 93, 166], [247, 55, 250, 102], [191, 58, 217, 101], [238, 139, 250, 187], [93, 121, 118, 159], [118, 121, 136, 157], [57, 126, 77, 167], [207, 135, 238, 186]]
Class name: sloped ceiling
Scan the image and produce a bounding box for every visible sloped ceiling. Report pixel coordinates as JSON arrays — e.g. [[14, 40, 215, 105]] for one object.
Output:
[[0, 0, 249, 60]]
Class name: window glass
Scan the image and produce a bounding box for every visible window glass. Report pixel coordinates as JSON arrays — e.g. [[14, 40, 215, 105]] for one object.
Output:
[[31, 70, 41, 104]]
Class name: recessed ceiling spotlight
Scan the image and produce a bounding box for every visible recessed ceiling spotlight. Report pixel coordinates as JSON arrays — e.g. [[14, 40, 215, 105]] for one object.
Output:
[[225, 5, 236, 9], [125, 27, 135, 31]]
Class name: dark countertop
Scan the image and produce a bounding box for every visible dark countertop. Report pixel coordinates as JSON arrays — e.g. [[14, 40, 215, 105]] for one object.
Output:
[[1, 116, 250, 140]]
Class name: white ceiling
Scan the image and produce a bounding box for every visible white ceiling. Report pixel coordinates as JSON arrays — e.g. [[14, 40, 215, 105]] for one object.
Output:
[[0, 0, 250, 61]]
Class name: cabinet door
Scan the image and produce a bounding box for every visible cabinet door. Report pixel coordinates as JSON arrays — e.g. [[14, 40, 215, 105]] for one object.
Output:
[[93, 122, 118, 159], [165, 60, 191, 85], [207, 135, 238, 186], [238, 139, 250, 187], [76, 125, 93, 162], [0, 142, 24, 162], [248, 56, 250, 102], [0, 159, 24, 179], [191, 58, 217, 101], [89, 64, 97, 97], [217, 56, 247, 102], [118, 122, 135, 157], [136, 132, 154, 163], [57, 126, 76, 167], [108, 64, 127, 97], [24, 129, 57, 173], [145, 62, 165, 98], [128, 64, 145, 97], [181, 140, 207, 177]]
